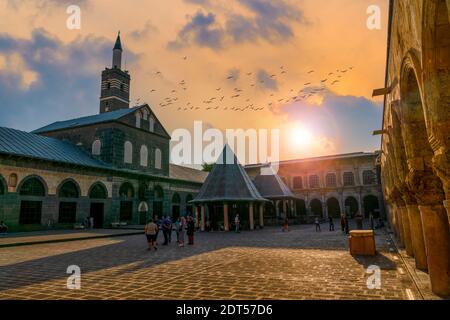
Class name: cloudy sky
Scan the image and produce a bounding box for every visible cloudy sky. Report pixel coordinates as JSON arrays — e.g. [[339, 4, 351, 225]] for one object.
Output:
[[0, 0, 389, 163]]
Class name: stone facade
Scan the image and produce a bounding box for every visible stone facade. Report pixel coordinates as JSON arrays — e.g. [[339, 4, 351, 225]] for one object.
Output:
[[380, 0, 450, 296], [246, 152, 384, 222]]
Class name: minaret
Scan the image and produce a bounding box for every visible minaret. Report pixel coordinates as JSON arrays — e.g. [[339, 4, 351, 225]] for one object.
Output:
[[99, 31, 131, 114]]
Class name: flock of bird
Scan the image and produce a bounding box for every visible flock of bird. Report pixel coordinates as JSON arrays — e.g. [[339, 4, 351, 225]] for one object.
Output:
[[136, 56, 355, 113]]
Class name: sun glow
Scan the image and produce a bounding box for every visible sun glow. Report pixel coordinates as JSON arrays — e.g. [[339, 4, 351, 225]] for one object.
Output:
[[291, 127, 314, 148]]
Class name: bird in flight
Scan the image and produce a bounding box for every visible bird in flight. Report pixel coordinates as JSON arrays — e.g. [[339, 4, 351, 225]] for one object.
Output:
[[247, 72, 252, 76], [304, 82, 311, 86], [156, 71, 161, 75], [216, 88, 221, 91], [321, 79, 328, 83], [150, 89, 156, 93], [307, 70, 314, 74], [183, 56, 187, 60], [227, 75, 234, 80]]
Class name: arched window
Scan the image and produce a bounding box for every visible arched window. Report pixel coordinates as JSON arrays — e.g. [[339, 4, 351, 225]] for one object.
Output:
[[124, 141, 133, 164], [0, 176, 5, 195], [155, 148, 162, 169], [58, 181, 80, 198], [142, 108, 149, 121], [89, 183, 107, 199], [172, 193, 181, 204], [119, 182, 135, 198], [326, 173, 337, 187], [92, 139, 101, 156], [140, 145, 148, 167], [149, 117, 155, 132], [293, 177, 303, 189], [19, 177, 45, 197], [58, 180, 79, 224], [309, 175, 320, 189], [343, 172, 355, 186], [363, 170, 376, 185], [19, 177, 46, 225], [135, 112, 142, 128]]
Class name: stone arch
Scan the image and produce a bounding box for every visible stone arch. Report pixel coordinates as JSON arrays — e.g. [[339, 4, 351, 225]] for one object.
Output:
[[57, 179, 81, 199], [119, 182, 135, 199], [296, 199, 307, 216], [119, 182, 135, 222], [89, 182, 108, 199], [310, 199, 323, 218], [0, 174, 6, 195], [327, 197, 341, 218], [18, 175, 47, 197], [344, 196, 359, 217], [363, 195, 380, 218], [172, 193, 181, 220], [153, 185, 164, 218]]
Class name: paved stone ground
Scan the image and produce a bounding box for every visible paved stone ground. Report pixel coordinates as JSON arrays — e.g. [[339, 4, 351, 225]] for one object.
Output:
[[0, 229, 142, 247], [0, 222, 424, 300]]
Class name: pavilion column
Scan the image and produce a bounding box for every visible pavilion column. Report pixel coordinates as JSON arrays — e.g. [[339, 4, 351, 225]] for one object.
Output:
[[275, 201, 280, 218], [400, 206, 414, 257], [407, 205, 428, 270], [195, 206, 199, 228], [200, 205, 205, 231], [259, 203, 264, 228], [283, 200, 287, 219], [418, 204, 450, 296], [292, 200, 297, 216], [223, 203, 229, 232], [249, 202, 254, 230]]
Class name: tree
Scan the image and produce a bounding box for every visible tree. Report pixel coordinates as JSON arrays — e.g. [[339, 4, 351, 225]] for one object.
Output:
[[201, 163, 214, 172]]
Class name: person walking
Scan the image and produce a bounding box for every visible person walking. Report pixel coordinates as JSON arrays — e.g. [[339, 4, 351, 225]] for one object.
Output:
[[167, 216, 173, 243], [329, 216, 335, 231], [344, 215, 350, 235], [0, 221, 8, 233], [179, 216, 187, 247], [144, 219, 158, 251], [282, 218, 289, 232], [369, 212, 375, 230], [187, 216, 195, 245], [154, 215, 162, 245], [315, 217, 321, 232], [162, 216, 171, 245], [340, 214, 346, 233], [234, 214, 240, 233], [175, 217, 181, 243]]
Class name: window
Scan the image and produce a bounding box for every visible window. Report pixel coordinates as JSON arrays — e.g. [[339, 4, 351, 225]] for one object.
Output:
[[343, 172, 355, 186], [19, 201, 42, 224], [326, 173, 337, 187], [89, 183, 107, 199], [92, 140, 101, 156], [155, 148, 162, 169], [120, 201, 133, 221], [309, 175, 320, 189], [293, 177, 303, 189], [19, 177, 45, 196], [58, 202, 77, 223], [119, 182, 135, 198], [149, 117, 155, 132], [124, 141, 133, 164], [363, 170, 376, 185], [140, 145, 148, 167], [142, 109, 149, 121], [58, 181, 79, 198], [107, 82, 111, 89], [135, 112, 142, 128], [120, 83, 124, 91]]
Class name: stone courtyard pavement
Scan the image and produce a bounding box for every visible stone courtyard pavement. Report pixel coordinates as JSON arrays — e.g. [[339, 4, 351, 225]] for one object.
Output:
[[0, 223, 423, 300]]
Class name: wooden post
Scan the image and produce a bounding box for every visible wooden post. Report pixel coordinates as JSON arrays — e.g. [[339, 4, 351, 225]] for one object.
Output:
[[223, 203, 229, 231], [249, 202, 254, 230], [200, 205, 205, 231], [259, 203, 264, 228], [195, 206, 199, 228]]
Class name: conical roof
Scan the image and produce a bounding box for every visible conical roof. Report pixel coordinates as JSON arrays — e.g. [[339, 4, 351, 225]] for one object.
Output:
[[113, 31, 122, 50], [252, 167, 298, 200], [191, 145, 268, 203]]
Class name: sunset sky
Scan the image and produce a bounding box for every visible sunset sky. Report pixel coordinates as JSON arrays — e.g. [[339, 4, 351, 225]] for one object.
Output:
[[0, 0, 389, 164]]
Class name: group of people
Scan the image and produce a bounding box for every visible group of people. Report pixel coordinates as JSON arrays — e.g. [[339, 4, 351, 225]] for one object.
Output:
[[144, 215, 196, 251], [314, 212, 385, 234]]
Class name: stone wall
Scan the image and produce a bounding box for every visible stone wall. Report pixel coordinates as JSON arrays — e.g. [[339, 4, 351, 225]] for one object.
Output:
[[381, 0, 450, 296]]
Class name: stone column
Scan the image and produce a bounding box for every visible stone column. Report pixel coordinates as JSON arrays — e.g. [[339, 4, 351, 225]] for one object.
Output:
[[283, 200, 287, 219], [407, 205, 428, 270], [419, 204, 450, 296], [200, 205, 205, 231], [249, 202, 254, 230], [394, 205, 405, 247], [400, 206, 414, 256], [444, 200, 450, 228], [259, 203, 264, 228], [275, 200, 280, 218]]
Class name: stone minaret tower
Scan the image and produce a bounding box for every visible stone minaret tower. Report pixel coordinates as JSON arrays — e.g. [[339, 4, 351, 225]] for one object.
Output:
[[99, 32, 131, 113]]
